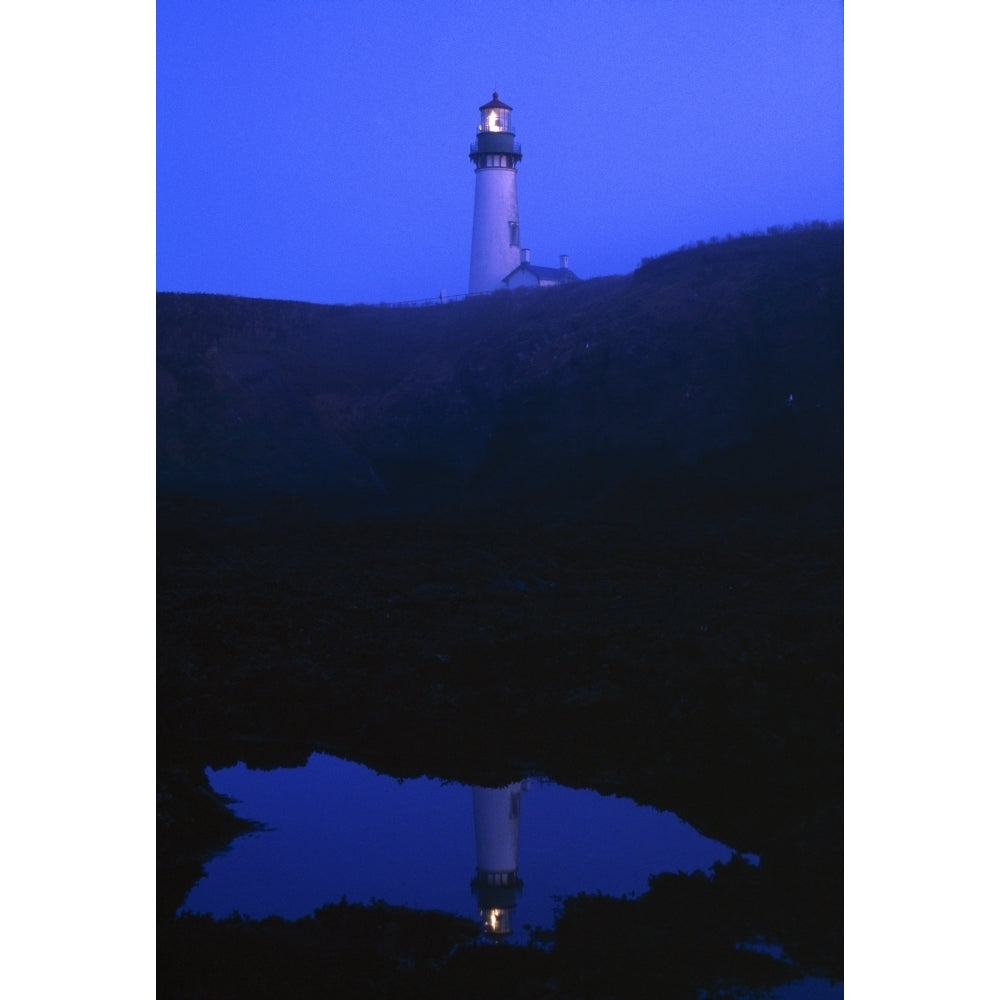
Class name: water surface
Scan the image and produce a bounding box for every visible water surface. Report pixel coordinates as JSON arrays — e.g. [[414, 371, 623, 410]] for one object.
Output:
[[180, 752, 743, 941]]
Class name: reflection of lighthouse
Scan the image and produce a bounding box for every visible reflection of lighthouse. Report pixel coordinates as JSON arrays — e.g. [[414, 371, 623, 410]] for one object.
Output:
[[471, 782, 525, 938]]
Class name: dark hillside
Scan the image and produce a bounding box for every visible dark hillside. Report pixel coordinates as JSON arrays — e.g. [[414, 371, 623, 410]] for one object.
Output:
[[158, 224, 843, 999], [157, 223, 842, 522]]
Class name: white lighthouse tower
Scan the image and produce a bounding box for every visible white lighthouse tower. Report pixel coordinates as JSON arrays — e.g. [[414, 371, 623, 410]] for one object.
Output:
[[470, 782, 525, 937], [468, 93, 523, 295]]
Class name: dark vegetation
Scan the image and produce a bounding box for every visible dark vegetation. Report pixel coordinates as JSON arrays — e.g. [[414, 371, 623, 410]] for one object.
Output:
[[158, 223, 843, 998]]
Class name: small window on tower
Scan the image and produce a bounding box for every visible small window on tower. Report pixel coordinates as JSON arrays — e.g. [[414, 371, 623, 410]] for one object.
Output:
[[509, 221, 520, 247]]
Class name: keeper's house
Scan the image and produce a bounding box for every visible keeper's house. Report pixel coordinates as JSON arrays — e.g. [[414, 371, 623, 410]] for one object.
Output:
[[503, 249, 578, 290]]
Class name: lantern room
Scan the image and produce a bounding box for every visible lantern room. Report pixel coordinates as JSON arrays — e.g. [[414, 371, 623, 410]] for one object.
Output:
[[478, 92, 512, 134], [470, 92, 522, 167]]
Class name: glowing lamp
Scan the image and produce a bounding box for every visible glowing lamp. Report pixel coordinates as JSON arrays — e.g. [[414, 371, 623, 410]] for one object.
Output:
[[478, 92, 512, 133]]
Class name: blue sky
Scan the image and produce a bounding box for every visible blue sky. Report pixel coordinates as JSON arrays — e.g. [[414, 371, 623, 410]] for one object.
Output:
[[157, 1, 843, 305]]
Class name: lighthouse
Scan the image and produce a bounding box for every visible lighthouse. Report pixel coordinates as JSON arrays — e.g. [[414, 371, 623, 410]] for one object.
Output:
[[468, 93, 523, 295], [470, 782, 525, 938]]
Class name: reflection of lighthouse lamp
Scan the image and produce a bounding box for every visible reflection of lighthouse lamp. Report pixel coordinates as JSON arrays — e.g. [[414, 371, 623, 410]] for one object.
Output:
[[471, 783, 525, 938]]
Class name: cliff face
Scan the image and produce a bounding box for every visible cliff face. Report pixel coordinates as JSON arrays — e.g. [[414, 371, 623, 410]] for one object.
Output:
[[156, 225, 843, 525]]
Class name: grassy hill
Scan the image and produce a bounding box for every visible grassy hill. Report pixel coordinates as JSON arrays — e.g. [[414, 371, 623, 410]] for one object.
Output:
[[157, 223, 842, 522], [157, 223, 843, 999]]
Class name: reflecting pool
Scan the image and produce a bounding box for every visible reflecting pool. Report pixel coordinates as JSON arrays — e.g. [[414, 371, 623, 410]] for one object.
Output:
[[179, 752, 746, 942]]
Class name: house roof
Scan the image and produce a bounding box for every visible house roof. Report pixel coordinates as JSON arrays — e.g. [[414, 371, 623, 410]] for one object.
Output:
[[502, 263, 579, 285]]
